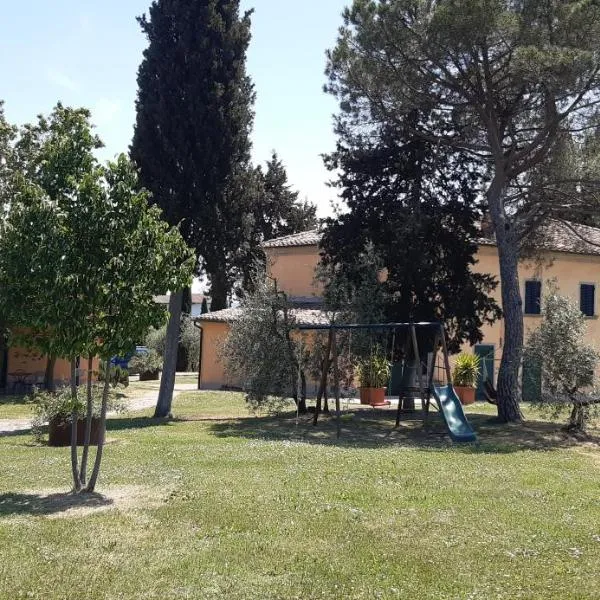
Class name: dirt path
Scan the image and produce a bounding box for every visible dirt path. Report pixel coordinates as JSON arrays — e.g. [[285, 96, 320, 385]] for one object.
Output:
[[0, 382, 199, 435]]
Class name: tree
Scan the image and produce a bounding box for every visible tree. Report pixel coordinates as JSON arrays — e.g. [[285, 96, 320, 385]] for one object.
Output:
[[131, 0, 256, 311], [0, 151, 194, 492], [321, 117, 502, 353], [326, 0, 600, 422], [220, 274, 306, 412], [258, 152, 317, 241], [525, 285, 600, 433]]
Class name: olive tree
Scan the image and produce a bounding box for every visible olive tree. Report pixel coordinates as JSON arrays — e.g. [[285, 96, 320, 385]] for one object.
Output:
[[525, 286, 600, 432]]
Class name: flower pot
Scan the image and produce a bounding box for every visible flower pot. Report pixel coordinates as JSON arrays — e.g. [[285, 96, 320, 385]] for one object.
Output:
[[455, 386, 476, 406], [48, 417, 103, 447], [359, 387, 387, 406], [139, 369, 160, 382]]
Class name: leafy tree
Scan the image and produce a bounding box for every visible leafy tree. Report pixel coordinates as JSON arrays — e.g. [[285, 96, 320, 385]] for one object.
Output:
[[326, 0, 600, 422], [0, 101, 16, 208], [0, 116, 194, 492], [525, 286, 600, 433], [131, 0, 256, 311], [321, 118, 502, 353], [258, 152, 317, 241], [220, 275, 305, 412]]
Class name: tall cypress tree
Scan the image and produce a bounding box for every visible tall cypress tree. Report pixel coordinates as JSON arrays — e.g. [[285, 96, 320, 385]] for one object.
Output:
[[131, 0, 255, 312]]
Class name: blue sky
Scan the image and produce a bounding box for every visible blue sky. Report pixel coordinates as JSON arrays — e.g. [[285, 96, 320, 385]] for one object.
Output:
[[0, 0, 348, 217]]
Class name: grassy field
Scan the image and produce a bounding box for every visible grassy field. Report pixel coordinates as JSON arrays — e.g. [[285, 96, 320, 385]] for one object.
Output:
[[0, 392, 599, 599], [0, 374, 199, 421]]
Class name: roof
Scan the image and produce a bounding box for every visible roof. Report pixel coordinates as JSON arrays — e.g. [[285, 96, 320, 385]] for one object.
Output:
[[197, 307, 330, 326], [155, 294, 207, 305], [263, 229, 322, 249], [263, 221, 600, 257]]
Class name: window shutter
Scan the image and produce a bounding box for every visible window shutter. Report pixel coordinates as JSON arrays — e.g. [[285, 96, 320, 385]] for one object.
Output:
[[580, 284, 595, 317], [524, 281, 542, 315]]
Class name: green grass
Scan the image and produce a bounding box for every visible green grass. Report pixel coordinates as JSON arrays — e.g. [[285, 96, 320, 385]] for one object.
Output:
[[0, 393, 599, 599], [0, 394, 33, 419]]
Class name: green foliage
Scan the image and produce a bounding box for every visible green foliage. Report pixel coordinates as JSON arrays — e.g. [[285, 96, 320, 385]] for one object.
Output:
[[129, 350, 163, 377], [180, 315, 200, 372], [220, 276, 299, 410], [453, 353, 481, 388], [525, 286, 600, 431], [98, 362, 130, 388], [356, 351, 391, 388], [30, 386, 126, 441], [146, 324, 167, 357], [132, 0, 256, 310]]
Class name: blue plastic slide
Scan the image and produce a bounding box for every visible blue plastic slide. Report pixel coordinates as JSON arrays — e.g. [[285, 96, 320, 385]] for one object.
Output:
[[431, 384, 477, 443]]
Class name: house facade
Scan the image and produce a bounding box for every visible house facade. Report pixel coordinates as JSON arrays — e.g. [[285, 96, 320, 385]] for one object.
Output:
[[196, 223, 600, 398]]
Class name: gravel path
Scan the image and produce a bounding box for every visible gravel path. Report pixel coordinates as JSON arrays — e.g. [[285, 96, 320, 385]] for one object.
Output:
[[0, 382, 200, 435]]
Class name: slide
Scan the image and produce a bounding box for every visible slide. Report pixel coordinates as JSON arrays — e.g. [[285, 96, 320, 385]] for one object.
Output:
[[431, 384, 477, 443]]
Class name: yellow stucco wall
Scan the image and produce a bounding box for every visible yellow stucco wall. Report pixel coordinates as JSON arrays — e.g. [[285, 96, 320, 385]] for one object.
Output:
[[199, 321, 240, 390], [266, 246, 322, 298], [200, 241, 600, 389], [468, 245, 600, 361]]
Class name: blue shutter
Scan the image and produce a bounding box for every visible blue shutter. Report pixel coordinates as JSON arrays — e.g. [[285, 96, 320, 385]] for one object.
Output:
[[580, 284, 595, 317], [524, 281, 542, 315]]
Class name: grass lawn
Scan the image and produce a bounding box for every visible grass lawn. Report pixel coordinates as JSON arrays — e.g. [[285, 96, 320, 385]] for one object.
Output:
[[0, 374, 199, 421], [0, 393, 599, 599]]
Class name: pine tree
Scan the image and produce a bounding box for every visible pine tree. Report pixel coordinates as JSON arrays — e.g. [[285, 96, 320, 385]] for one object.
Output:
[[131, 0, 256, 312], [259, 152, 317, 241]]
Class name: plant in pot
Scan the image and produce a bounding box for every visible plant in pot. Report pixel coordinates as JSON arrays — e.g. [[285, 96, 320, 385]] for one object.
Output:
[[452, 353, 480, 405], [30, 386, 126, 446], [128, 349, 163, 381], [356, 352, 391, 406]]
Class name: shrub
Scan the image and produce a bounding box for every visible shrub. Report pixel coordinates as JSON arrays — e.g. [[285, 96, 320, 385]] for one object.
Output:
[[525, 286, 600, 432], [453, 353, 480, 387], [356, 352, 391, 388], [30, 386, 126, 441], [129, 349, 163, 378], [146, 315, 199, 372], [98, 361, 129, 387]]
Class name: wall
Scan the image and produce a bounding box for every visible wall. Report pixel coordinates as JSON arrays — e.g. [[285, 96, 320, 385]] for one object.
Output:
[[265, 245, 322, 298], [199, 321, 240, 390]]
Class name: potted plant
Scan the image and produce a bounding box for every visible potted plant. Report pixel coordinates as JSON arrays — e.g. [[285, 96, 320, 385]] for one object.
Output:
[[30, 386, 125, 446], [356, 352, 391, 406], [452, 353, 480, 405]]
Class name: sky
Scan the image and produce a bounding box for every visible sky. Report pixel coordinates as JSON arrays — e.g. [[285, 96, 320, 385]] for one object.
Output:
[[0, 0, 348, 218]]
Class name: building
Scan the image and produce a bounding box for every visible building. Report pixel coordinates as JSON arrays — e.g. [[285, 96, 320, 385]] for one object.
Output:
[[196, 223, 600, 398], [155, 294, 209, 318]]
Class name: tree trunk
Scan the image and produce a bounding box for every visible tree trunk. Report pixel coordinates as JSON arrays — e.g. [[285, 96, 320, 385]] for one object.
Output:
[[85, 372, 111, 493], [209, 271, 229, 312], [155, 290, 183, 418], [176, 287, 192, 371], [568, 402, 587, 432], [299, 370, 307, 413], [488, 177, 524, 423], [80, 356, 94, 486], [314, 329, 334, 425], [70, 359, 81, 493], [44, 355, 56, 392]]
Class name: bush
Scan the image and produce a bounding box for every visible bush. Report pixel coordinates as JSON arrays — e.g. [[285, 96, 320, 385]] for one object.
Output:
[[129, 349, 163, 379], [525, 286, 600, 432], [453, 353, 480, 387], [98, 361, 129, 387], [146, 315, 199, 372], [146, 324, 167, 357], [30, 386, 126, 441]]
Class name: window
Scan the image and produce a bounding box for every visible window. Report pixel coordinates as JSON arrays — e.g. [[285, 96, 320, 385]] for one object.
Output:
[[524, 280, 542, 315], [580, 284, 596, 317]]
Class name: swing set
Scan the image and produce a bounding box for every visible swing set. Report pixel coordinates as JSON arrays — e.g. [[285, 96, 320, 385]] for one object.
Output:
[[294, 321, 477, 443]]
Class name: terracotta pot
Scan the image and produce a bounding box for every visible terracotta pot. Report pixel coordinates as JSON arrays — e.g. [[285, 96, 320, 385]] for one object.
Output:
[[359, 387, 387, 406], [455, 386, 476, 405], [48, 417, 103, 447]]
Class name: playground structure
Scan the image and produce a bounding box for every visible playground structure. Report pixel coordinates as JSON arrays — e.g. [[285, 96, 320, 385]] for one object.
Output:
[[295, 321, 477, 443]]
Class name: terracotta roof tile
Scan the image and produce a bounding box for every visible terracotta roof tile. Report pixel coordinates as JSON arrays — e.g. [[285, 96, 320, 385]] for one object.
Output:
[[263, 229, 322, 248]]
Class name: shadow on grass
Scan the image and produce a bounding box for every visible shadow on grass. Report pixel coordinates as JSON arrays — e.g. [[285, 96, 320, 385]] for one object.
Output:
[[206, 407, 600, 453], [0, 491, 113, 517], [0, 395, 28, 406]]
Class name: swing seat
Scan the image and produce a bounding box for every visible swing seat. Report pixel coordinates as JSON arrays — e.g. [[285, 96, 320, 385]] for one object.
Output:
[[483, 378, 498, 405]]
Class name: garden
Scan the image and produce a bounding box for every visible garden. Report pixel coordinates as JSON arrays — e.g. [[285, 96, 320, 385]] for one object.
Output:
[[1, 386, 599, 600]]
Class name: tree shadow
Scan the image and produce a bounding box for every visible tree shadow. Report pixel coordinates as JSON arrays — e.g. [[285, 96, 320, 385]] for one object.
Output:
[[206, 406, 600, 453], [106, 416, 179, 432], [0, 491, 113, 517]]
